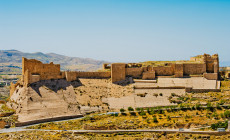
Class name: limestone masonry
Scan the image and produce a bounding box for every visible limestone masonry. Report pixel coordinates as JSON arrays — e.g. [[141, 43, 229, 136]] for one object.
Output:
[[8, 53, 220, 122], [11, 53, 218, 93]]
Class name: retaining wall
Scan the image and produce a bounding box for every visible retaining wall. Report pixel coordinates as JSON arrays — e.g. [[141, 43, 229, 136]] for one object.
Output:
[[15, 114, 83, 127]]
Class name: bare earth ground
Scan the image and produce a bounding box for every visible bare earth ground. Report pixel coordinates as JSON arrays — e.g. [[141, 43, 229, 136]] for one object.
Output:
[[75, 78, 134, 110]]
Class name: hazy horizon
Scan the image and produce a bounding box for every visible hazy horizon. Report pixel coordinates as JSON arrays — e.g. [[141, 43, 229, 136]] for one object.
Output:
[[1, 49, 229, 67]]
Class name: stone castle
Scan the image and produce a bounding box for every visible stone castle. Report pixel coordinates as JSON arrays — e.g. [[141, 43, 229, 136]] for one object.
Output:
[[11, 53, 218, 94], [8, 53, 220, 123]]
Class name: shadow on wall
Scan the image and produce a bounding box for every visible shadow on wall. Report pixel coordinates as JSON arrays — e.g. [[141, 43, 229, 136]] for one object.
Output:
[[29, 79, 82, 97], [113, 77, 134, 86]]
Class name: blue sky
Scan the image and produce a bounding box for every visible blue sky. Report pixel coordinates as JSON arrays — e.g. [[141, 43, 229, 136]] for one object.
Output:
[[0, 0, 229, 64]]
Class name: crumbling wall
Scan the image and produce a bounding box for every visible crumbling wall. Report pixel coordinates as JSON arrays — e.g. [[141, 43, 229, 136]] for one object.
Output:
[[204, 54, 219, 73], [190, 55, 205, 62], [175, 64, 183, 78], [22, 58, 111, 85], [183, 64, 206, 75], [142, 71, 155, 80], [111, 63, 126, 83], [76, 72, 111, 78], [203, 73, 218, 80], [65, 71, 111, 82], [65, 72, 77, 82], [22, 58, 63, 84], [150, 66, 173, 76], [126, 68, 143, 78], [19, 53, 220, 86]]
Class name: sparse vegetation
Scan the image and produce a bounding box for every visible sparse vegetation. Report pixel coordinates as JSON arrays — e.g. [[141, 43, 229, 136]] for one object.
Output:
[[128, 107, 134, 112], [0, 131, 230, 139], [120, 108, 125, 113], [211, 121, 228, 130]]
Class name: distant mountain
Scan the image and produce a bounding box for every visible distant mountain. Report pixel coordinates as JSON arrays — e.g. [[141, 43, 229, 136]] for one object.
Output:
[[0, 50, 108, 74]]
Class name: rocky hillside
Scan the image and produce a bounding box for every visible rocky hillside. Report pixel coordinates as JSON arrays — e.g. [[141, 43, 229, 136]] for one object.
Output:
[[0, 50, 107, 74], [8, 79, 82, 122]]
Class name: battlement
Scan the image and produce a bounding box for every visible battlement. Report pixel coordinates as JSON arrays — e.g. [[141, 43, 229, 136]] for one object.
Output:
[[109, 53, 219, 82], [10, 53, 219, 95], [22, 57, 64, 86]]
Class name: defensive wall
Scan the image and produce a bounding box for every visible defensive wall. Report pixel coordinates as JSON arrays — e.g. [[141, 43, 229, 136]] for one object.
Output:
[[109, 53, 219, 82], [21, 57, 111, 85], [10, 53, 219, 95]]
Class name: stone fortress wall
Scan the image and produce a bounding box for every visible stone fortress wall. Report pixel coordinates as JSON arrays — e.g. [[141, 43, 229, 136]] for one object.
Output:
[[21, 57, 111, 86], [10, 53, 219, 96], [109, 53, 219, 82]]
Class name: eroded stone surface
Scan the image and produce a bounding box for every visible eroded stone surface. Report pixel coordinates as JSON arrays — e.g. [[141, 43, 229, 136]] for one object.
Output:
[[8, 79, 81, 122]]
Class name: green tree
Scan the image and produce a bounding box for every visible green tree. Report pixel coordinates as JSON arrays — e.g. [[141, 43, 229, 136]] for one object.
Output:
[[195, 104, 201, 110], [207, 102, 214, 112], [224, 110, 230, 118], [211, 121, 228, 130], [120, 108, 125, 113], [136, 108, 141, 112], [140, 111, 146, 116], [128, 107, 134, 112], [219, 100, 225, 105], [216, 103, 222, 110], [153, 117, 158, 123]]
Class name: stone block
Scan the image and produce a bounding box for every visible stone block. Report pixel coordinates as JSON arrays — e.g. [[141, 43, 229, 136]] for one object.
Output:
[[175, 72, 183, 78], [111, 63, 126, 83], [203, 73, 218, 80], [175, 64, 184, 78], [142, 71, 155, 80]]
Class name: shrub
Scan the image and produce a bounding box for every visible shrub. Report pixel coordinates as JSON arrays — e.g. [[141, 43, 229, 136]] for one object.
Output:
[[167, 115, 171, 121], [224, 110, 230, 118], [211, 121, 228, 130], [216, 103, 222, 110], [220, 113, 224, 118], [179, 104, 185, 110], [171, 93, 176, 97], [195, 104, 201, 110], [128, 107, 134, 112], [149, 111, 155, 115], [130, 112, 136, 116], [120, 108, 125, 113], [114, 113, 119, 117], [153, 117, 158, 123], [146, 119, 151, 124], [147, 108, 150, 113], [212, 112, 219, 119], [140, 108, 144, 112], [158, 110, 164, 114], [159, 93, 163, 96], [219, 99, 225, 105], [136, 108, 141, 112], [207, 102, 214, 112], [139, 111, 146, 116], [154, 93, 158, 97], [190, 98, 198, 101]]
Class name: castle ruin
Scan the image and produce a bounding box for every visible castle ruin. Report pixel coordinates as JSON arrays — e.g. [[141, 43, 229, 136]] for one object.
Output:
[[8, 53, 220, 123], [11, 53, 218, 92]]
